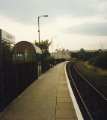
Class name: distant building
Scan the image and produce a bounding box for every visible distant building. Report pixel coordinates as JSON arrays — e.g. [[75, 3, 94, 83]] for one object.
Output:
[[51, 49, 71, 60]]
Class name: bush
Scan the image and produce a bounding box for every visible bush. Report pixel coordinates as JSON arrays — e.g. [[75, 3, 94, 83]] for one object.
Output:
[[89, 52, 107, 69]]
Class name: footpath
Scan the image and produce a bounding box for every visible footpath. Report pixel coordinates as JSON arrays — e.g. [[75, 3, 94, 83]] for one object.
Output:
[[0, 63, 77, 120]]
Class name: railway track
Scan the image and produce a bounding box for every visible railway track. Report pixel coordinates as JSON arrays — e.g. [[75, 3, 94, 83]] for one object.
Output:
[[67, 62, 107, 120]]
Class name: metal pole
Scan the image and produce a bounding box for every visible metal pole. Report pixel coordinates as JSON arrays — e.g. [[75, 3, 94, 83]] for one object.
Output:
[[38, 16, 40, 44], [37, 15, 48, 44]]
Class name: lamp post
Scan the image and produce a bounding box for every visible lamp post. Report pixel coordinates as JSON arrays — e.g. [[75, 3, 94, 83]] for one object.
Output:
[[37, 15, 48, 44]]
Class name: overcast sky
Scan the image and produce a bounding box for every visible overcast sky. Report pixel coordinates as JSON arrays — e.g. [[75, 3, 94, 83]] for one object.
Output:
[[0, 0, 107, 51]]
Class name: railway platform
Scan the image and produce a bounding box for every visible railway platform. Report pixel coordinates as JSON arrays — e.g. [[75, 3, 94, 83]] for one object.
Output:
[[0, 63, 77, 120]]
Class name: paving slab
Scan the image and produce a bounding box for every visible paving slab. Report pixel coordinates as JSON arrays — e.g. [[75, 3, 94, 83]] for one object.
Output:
[[0, 63, 77, 120]]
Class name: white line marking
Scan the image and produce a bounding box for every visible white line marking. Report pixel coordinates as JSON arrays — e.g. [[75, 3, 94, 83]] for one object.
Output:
[[64, 62, 84, 120]]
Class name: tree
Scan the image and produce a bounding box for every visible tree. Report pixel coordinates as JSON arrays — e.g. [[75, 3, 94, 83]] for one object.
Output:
[[35, 39, 53, 72], [35, 40, 51, 54]]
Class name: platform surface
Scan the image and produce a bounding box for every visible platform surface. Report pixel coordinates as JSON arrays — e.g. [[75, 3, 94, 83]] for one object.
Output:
[[0, 63, 77, 120]]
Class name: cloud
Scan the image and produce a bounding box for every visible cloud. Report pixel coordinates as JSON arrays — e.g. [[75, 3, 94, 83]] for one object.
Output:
[[66, 22, 107, 36], [0, 15, 36, 42], [0, 0, 107, 24], [0, 0, 107, 50]]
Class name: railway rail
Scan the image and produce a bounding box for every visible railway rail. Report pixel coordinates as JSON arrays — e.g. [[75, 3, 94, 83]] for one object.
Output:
[[66, 62, 107, 120]]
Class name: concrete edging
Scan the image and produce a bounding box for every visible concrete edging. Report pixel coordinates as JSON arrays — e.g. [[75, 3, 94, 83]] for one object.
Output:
[[64, 62, 84, 120]]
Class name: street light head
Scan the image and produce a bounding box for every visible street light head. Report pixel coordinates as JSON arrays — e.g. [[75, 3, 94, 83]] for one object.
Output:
[[38, 15, 48, 18], [42, 15, 48, 17]]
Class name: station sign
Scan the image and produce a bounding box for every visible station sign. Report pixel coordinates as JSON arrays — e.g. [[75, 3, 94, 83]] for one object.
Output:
[[1, 29, 15, 44]]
